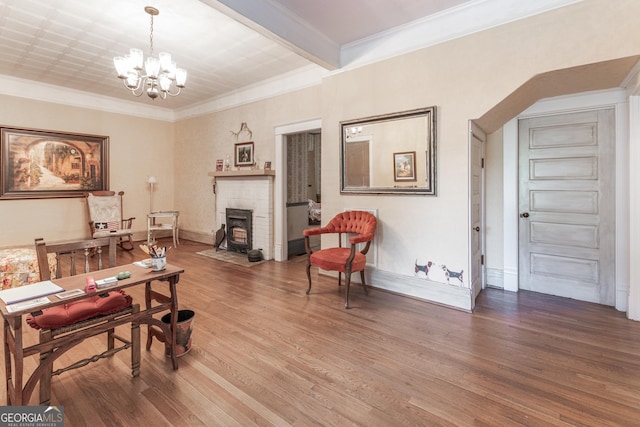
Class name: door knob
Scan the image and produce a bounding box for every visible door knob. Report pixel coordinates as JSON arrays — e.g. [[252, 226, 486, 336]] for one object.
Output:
[[474, 226, 480, 231], [520, 212, 530, 218]]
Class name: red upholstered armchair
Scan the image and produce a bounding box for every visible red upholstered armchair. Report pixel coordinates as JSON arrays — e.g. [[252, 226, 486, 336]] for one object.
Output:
[[303, 210, 377, 308]]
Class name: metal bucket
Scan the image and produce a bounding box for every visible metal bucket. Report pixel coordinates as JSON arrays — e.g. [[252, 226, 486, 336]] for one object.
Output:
[[161, 309, 195, 357]]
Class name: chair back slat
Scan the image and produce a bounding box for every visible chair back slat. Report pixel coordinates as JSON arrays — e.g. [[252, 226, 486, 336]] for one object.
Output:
[[35, 237, 116, 280]]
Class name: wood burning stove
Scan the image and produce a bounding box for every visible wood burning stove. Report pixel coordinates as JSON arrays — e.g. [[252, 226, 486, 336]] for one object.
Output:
[[226, 208, 252, 253]]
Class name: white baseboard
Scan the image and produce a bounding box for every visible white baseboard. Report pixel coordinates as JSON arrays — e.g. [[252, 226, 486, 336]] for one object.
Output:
[[172, 230, 212, 245], [369, 269, 472, 311], [318, 268, 472, 310], [503, 267, 519, 292], [616, 287, 629, 312], [486, 268, 504, 288]]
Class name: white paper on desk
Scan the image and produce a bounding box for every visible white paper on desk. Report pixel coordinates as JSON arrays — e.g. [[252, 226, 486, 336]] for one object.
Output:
[[6, 296, 51, 313], [0, 280, 64, 305], [133, 259, 153, 268]]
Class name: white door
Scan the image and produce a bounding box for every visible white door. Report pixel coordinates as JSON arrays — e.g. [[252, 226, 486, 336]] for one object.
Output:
[[470, 122, 486, 305], [518, 109, 615, 305]]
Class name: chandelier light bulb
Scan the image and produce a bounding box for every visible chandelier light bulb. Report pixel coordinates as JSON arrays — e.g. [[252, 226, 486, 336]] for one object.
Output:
[[159, 52, 172, 72], [129, 48, 143, 70], [175, 68, 187, 88], [145, 56, 160, 79], [113, 6, 186, 100], [125, 72, 139, 89]]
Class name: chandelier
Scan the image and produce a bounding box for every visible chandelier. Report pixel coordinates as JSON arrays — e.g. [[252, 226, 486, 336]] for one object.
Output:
[[113, 6, 187, 100]]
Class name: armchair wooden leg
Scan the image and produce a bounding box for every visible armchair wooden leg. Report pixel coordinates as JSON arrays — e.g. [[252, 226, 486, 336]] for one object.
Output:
[[344, 273, 352, 309], [360, 270, 369, 295], [305, 263, 312, 295]]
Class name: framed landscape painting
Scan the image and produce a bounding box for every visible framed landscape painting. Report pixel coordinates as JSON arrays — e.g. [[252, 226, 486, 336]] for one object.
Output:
[[393, 151, 416, 182], [0, 127, 109, 199]]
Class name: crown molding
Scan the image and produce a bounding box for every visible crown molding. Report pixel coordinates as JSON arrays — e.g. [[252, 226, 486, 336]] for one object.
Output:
[[0, 65, 326, 123], [0, 74, 176, 122], [173, 64, 328, 121]]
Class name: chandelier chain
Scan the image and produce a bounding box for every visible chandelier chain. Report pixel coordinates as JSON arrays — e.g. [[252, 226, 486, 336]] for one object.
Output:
[[149, 12, 154, 57]]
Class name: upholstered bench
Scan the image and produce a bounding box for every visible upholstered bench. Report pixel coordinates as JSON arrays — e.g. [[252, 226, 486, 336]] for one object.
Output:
[[0, 247, 56, 290]]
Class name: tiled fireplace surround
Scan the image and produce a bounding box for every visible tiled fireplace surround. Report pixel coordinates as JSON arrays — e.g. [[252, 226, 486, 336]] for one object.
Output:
[[215, 174, 274, 260]]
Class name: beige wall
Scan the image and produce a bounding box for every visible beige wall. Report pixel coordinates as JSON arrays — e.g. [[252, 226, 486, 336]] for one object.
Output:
[[0, 95, 174, 247]]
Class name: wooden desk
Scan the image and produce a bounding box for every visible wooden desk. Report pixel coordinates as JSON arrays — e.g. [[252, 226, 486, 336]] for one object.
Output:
[[1, 263, 184, 405]]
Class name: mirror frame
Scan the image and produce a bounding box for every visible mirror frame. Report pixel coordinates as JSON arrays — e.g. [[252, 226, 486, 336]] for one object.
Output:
[[340, 107, 437, 195]]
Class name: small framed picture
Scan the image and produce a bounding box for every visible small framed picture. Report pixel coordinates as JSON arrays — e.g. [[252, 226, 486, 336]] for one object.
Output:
[[263, 161, 271, 170], [215, 159, 223, 172], [234, 142, 254, 166], [393, 151, 416, 182]]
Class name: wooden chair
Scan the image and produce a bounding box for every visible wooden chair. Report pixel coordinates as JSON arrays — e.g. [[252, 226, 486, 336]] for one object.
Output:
[[303, 211, 377, 308], [29, 237, 140, 405], [84, 191, 135, 251]]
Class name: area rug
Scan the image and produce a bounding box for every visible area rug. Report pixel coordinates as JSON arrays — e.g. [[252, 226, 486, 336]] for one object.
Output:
[[196, 249, 265, 267]]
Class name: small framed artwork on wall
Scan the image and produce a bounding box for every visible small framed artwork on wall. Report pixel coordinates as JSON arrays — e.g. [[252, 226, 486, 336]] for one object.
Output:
[[393, 151, 416, 182], [234, 141, 254, 166]]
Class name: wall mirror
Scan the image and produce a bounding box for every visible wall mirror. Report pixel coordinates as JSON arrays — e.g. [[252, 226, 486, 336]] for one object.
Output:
[[341, 107, 436, 195]]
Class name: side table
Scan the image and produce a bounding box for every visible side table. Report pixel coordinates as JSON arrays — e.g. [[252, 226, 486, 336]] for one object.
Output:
[[147, 211, 180, 247]]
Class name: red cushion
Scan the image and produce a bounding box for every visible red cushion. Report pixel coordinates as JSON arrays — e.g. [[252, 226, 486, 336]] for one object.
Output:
[[310, 247, 367, 273], [26, 290, 132, 330]]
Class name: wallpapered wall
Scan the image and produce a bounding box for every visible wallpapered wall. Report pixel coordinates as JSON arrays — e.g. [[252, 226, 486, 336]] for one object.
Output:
[[286, 132, 321, 204]]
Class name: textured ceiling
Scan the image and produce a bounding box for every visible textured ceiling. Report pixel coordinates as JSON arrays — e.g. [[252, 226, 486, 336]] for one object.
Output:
[[0, 0, 315, 110], [0, 0, 580, 112], [0, 0, 477, 110]]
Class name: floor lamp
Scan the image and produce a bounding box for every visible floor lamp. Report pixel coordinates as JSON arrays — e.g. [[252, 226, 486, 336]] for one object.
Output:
[[147, 175, 157, 213]]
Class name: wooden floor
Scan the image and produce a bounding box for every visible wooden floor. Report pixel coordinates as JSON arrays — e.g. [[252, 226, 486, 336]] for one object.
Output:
[[3, 239, 640, 426]]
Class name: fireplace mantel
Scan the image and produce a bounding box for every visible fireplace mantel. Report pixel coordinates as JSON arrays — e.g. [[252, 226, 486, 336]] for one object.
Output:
[[208, 170, 275, 178]]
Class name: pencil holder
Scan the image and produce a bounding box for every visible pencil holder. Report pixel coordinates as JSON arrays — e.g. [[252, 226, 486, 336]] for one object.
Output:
[[150, 256, 166, 271]]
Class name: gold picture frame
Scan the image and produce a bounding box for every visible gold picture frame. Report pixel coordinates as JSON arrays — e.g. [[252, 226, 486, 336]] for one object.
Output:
[[0, 126, 109, 199], [393, 151, 416, 182]]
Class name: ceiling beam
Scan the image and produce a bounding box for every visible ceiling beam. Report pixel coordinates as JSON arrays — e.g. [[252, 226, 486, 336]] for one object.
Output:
[[200, 0, 340, 70]]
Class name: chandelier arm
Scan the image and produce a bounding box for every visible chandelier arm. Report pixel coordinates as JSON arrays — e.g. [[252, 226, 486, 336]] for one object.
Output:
[[122, 79, 145, 97], [164, 87, 182, 97]]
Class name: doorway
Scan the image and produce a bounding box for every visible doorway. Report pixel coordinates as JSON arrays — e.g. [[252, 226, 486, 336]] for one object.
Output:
[[285, 131, 321, 258], [273, 119, 322, 262]]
